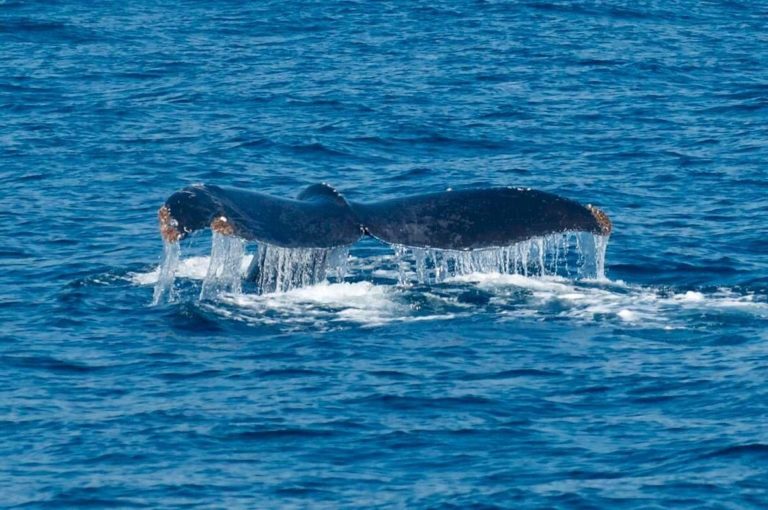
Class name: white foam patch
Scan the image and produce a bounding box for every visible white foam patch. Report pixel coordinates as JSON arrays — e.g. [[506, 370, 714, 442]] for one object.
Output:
[[214, 281, 454, 328], [131, 255, 254, 285], [449, 272, 768, 325], [678, 290, 705, 302], [618, 309, 639, 322]]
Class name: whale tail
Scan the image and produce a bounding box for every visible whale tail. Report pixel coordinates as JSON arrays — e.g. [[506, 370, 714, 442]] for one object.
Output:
[[158, 183, 611, 252]]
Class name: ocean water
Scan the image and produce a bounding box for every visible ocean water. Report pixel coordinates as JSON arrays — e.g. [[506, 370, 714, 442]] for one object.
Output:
[[2, 1, 768, 508]]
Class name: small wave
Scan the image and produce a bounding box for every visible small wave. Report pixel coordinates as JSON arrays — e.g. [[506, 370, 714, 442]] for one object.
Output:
[[1, 355, 108, 374], [461, 368, 562, 380], [1, 17, 97, 44], [346, 393, 494, 410], [575, 58, 627, 67], [221, 428, 339, 442], [526, 2, 655, 21], [701, 443, 768, 459], [288, 141, 349, 157]]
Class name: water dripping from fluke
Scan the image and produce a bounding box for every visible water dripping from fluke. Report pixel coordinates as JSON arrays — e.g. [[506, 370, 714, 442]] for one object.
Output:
[[152, 240, 180, 305], [392, 232, 609, 286], [199, 232, 245, 301], [244, 243, 349, 294], [150, 231, 609, 305]]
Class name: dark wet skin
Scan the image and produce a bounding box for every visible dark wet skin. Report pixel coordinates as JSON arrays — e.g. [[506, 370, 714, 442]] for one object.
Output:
[[160, 183, 611, 250]]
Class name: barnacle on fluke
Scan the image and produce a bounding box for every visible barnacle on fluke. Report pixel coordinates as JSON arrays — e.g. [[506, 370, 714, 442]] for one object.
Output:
[[587, 204, 613, 236]]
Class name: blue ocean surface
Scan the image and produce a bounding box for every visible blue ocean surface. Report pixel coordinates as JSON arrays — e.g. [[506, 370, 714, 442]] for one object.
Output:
[[2, 1, 767, 508]]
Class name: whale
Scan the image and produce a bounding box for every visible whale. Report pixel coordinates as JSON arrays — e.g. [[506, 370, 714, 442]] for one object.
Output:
[[158, 183, 611, 252], [154, 183, 611, 293]]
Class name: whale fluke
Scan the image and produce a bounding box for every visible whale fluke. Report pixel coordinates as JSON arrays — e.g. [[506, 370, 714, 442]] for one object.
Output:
[[159, 183, 364, 248], [352, 187, 610, 250], [158, 184, 611, 251]]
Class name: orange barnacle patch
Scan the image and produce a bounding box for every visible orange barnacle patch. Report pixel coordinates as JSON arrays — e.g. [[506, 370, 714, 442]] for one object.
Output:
[[158, 206, 182, 242], [211, 216, 235, 236], [587, 205, 612, 236]]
